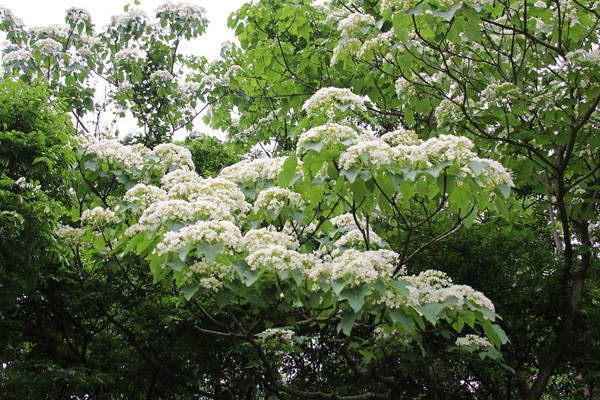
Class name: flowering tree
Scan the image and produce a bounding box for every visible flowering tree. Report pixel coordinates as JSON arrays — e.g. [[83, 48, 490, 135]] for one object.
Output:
[[203, 0, 599, 398], [64, 85, 514, 398], [1, 0, 597, 398], [0, 3, 210, 146]]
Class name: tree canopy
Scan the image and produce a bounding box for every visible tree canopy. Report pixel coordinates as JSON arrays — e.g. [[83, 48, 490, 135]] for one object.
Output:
[[0, 0, 598, 399]]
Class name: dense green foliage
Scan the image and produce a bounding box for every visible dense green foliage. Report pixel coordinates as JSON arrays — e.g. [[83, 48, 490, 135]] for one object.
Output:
[[0, 0, 598, 399]]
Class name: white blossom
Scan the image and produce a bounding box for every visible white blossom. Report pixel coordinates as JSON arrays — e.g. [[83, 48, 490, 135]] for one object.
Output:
[[82, 206, 118, 226], [126, 199, 200, 236], [479, 82, 520, 109], [220, 157, 289, 183], [434, 98, 463, 128], [380, 129, 422, 146], [246, 245, 305, 272], [395, 77, 416, 98], [338, 11, 376, 34], [156, 2, 206, 21], [243, 228, 299, 253], [115, 48, 139, 63], [297, 123, 360, 155], [306, 249, 399, 285], [149, 69, 175, 84], [302, 87, 366, 118], [183, 259, 230, 291], [56, 224, 83, 246], [168, 177, 250, 215], [155, 220, 242, 256], [150, 143, 195, 172], [455, 334, 492, 348], [30, 24, 67, 37], [253, 187, 301, 215], [161, 169, 203, 190], [66, 7, 92, 22], [33, 38, 62, 56], [257, 328, 295, 342], [339, 138, 394, 170], [2, 48, 33, 63], [123, 184, 168, 209]]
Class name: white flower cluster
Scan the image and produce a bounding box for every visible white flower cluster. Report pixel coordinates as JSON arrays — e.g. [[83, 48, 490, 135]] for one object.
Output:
[[381, 0, 413, 12], [379, 270, 496, 312], [177, 81, 201, 97], [110, 9, 149, 29], [82, 206, 118, 226], [175, 177, 249, 213], [150, 143, 195, 172], [434, 98, 463, 128], [246, 245, 306, 272], [257, 328, 295, 342], [183, 259, 229, 291], [30, 24, 67, 38], [156, 220, 242, 256], [358, 31, 396, 58], [87, 140, 144, 168], [306, 249, 399, 285], [161, 169, 203, 190], [253, 187, 301, 214], [380, 129, 421, 146], [339, 138, 394, 170], [156, 2, 206, 21], [296, 123, 360, 155], [66, 7, 92, 22], [33, 38, 62, 56], [243, 228, 299, 253], [219, 157, 288, 183], [566, 48, 600, 67], [392, 134, 466, 166], [56, 224, 83, 246], [471, 157, 514, 188], [149, 69, 175, 84], [455, 334, 492, 348], [373, 327, 414, 348], [395, 77, 416, 98], [2, 48, 33, 63], [302, 87, 367, 118], [479, 82, 520, 109], [123, 184, 168, 208], [330, 37, 362, 65], [338, 11, 376, 34], [125, 199, 199, 236], [115, 48, 139, 63]]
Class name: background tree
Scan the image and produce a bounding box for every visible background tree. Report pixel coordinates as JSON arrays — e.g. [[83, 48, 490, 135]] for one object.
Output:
[[0, 3, 210, 146]]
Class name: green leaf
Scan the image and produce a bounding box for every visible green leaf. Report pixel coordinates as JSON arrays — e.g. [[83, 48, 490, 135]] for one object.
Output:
[[278, 153, 298, 187], [233, 260, 259, 286], [497, 184, 511, 199], [434, 3, 462, 21], [469, 160, 488, 176], [340, 285, 372, 313], [332, 277, 349, 295], [93, 235, 105, 250], [416, 303, 446, 325], [388, 280, 411, 296], [337, 311, 359, 336], [196, 241, 224, 263], [303, 141, 323, 153], [340, 167, 360, 183], [181, 284, 198, 301], [389, 308, 416, 333]]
